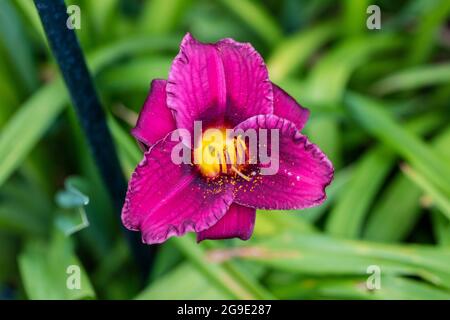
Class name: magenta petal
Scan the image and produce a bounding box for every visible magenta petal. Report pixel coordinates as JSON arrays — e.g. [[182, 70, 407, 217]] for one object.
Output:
[[234, 115, 334, 210], [272, 83, 309, 131], [122, 136, 234, 244], [167, 33, 227, 132], [217, 38, 273, 125], [131, 79, 176, 148], [196, 203, 256, 242]]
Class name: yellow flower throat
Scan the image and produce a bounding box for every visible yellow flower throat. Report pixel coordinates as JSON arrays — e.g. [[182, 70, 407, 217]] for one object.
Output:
[[194, 129, 249, 179]]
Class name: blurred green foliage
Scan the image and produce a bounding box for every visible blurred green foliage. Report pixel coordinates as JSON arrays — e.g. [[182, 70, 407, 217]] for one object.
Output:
[[0, 0, 449, 300]]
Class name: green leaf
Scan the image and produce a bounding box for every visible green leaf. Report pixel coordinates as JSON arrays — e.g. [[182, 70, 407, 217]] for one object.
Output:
[[401, 164, 450, 220], [372, 63, 450, 95], [18, 230, 95, 299], [255, 211, 317, 236], [307, 35, 400, 104], [0, 36, 179, 188], [0, 179, 51, 236], [363, 175, 422, 242], [325, 147, 394, 238], [0, 81, 67, 187], [107, 115, 142, 175], [0, 232, 16, 282], [235, 232, 450, 289], [0, 49, 20, 111], [86, 0, 119, 40], [364, 125, 450, 242], [342, 0, 370, 37], [345, 93, 450, 197], [171, 236, 260, 299], [274, 276, 450, 300], [0, 0, 38, 92], [14, 0, 47, 44], [267, 22, 335, 81], [87, 36, 179, 71], [432, 210, 450, 247], [136, 263, 231, 300], [204, 240, 275, 300], [0, 204, 45, 236], [148, 241, 183, 282], [140, 0, 192, 35], [218, 0, 282, 45], [326, 113, 442, 238], [299, 166, 353, 223], [100, 56, 172, 92], [305, 35, 400, 168], [408, 0, 450, 65]]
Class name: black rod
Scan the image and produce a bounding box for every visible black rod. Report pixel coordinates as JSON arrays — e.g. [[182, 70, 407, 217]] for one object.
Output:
[[34, 0, 152, 278]]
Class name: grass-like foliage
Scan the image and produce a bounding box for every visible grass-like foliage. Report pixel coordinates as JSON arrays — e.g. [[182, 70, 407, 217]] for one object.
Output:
[[0, 0, 449, 300]]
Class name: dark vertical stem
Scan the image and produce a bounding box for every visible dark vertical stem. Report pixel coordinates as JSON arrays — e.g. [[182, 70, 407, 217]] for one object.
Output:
[[34, 0, 152, 278]]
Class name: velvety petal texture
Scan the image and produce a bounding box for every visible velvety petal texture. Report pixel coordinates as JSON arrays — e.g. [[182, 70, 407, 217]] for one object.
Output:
[[216, 38, 273, 126], [167, 33, 227, 132], [166, 34, 274, 132], [272, 83, 309, 131], [196, 204, 256, 242], [122, 136, 235, 244], [234, 115, 334, 210], [131, 79, 176, 148]]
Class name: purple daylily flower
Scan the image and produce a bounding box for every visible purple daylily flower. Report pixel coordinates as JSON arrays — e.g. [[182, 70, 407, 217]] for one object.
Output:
[[122, 33, 334, 244]]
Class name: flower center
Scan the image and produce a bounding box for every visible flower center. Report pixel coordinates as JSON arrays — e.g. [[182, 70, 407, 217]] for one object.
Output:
[[193, 128, 249, 179]]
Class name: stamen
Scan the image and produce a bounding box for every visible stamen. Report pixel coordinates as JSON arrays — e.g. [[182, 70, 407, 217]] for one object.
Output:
[[195, 129, 250, 179], [231, 166, 251, 181]]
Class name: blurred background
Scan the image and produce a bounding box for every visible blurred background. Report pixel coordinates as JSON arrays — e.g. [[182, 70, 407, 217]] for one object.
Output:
[[0, 0, 450, 300]]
